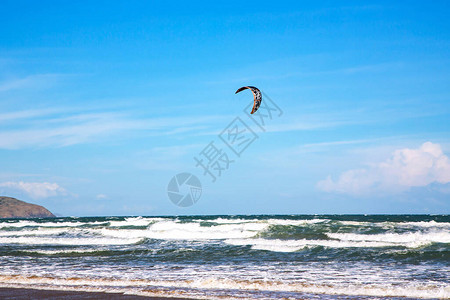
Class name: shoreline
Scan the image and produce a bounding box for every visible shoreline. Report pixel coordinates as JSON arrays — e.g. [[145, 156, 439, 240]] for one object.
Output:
[[0, 287, 196, 299]]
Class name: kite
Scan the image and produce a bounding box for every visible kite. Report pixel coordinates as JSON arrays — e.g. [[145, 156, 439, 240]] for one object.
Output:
[[235, 86, 262, 114]]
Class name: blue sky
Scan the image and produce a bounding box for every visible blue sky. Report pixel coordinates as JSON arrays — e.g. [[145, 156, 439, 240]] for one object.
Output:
[[0, 1, 449, 216]]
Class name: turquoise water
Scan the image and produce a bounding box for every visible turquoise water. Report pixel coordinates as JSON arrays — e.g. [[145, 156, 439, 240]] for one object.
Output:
[[0, 215, 448, 299]]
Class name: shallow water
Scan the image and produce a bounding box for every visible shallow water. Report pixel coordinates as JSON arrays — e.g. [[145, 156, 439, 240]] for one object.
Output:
[[0, 215, 448, 299]]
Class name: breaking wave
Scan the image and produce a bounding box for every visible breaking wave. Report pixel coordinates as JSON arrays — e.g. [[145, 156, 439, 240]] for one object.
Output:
[[0, 215, 448, 299]]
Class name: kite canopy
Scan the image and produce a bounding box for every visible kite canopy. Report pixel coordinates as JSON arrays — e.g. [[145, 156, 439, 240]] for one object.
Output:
[[235, 86, 262, 114]]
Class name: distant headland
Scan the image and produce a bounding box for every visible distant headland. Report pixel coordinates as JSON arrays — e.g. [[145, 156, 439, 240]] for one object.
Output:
[[0, 196, 55, 218]]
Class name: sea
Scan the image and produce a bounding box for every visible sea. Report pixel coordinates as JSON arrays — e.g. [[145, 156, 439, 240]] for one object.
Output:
[[0, 215, 448, 299]]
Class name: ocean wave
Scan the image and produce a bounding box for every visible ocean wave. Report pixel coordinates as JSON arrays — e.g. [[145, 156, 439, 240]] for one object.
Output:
[[224, 238, 402, 252], [0, 274, 447, 299], [201, 217, 329, 226], [338, 220, 450, 229], [1, 217, 449, 249], [0, 220, 107, 228], [327, 231, 450, 246], [267, 218, 329, 226], [108, 217, 163, 227], [20, 249, 102, 255], [0, 236, 144, 246], [394, 220, 450, 228], [142, 220, 268, 240], [224, 230, 449, 252], [194, 217, 262, 224], [0, 228, 68, 237]]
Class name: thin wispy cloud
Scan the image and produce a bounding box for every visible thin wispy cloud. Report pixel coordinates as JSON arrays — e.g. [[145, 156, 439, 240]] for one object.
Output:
[[0, 107, 227, 149], [0, 74, 67, 92], [265, 119, 353, 133], [0, 115, 139, 149], [205, 60, 401, 85], [134, 143, 204, 171], [0, 108, 63, 123]]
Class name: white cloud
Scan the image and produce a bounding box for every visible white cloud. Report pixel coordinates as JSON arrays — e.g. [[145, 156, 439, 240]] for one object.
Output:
[[0, 181, 67, 199], [96, 194, 108, 199], [317, 142, 450, 196]]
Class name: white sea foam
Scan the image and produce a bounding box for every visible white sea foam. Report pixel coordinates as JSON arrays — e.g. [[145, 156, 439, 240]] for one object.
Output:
[[0, 274, 447, 299], [0, 220, 106, 228], [0, 219, 269, 243], [1, 216, 448, 299], [199, 217, 261, 224], [338, 220, 450, 229], [225, 238, 398, 252], [396, 220, 450, 228], [141, 220, 268, 240], [1, 218, 449, 250], [0, 217, 161, 232], [327, 230, 450, 246], [207, 217, 328, 227], [267, 218, 328, 226], [0, 236, 143, 245], [225, 229, 450, 252], [338, 220, 372, 226], [0, 219, 269, 244], [0, 228, 68, 237], [21, 249, 102, 255], [108, 217, 161, 227]]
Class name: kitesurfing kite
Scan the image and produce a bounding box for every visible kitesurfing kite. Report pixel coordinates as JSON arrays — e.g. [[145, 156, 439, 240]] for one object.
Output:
[[235, 86, 262, 114]]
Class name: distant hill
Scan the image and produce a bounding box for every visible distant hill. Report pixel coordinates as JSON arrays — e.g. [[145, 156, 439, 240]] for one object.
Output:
[[0, 196, 55, 218]]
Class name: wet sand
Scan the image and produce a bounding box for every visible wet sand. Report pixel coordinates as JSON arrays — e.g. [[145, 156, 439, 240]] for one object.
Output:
[[0, 287, 195, 299]]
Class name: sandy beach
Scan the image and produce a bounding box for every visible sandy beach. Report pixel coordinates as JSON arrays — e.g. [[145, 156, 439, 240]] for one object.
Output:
[[0, 287, 195, 299]]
